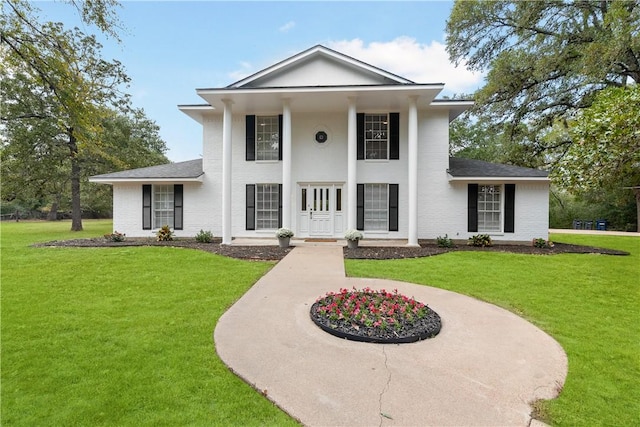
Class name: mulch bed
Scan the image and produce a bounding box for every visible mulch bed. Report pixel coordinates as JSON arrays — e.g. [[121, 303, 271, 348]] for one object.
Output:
[[35, 238, 629, 261], [310, 300, 442, 344]]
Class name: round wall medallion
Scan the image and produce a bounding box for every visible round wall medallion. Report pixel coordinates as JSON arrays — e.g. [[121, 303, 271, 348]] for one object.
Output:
[[315, 131, 328, 144]]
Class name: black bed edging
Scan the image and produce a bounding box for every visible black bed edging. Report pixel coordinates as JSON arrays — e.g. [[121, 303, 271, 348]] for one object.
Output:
[[310, 301, 442, 344]]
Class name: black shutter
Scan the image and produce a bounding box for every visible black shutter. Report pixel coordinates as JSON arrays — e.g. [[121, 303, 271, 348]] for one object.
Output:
[[357, 184, 365, 230], [504, 184, 515, 233], [357, 113, 365, 160], [468, 184, 478, 233], [389, 113, 399, 160], [246, 184, 256, 230], [142, 185, 152, 230], [246, 115, 255, 161], [278, 114, 283, 161], [389, 184, 399, 231], [278, 183, 283, 228], [174, 184, 183, 230]]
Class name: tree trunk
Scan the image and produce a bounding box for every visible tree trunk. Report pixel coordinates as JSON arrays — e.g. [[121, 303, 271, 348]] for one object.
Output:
[[635, 188, 640, 233], [68, 128, 83, 231], [48, 198, 59, 221]]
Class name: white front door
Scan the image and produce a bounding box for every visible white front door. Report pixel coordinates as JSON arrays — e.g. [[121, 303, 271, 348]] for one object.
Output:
[[309, 186, 332, 235], [298, 184, 343, 237]]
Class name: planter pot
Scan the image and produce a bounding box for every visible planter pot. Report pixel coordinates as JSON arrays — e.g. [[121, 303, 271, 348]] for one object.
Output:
[[347, 239, 359, 249], [278, 237, 290, 248]]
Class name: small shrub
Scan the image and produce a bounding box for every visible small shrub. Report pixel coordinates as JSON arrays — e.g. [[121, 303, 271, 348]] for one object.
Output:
[[276, 227, 294, 238], [344, 229, 364, 241], [533, 238, 554, 249], [468, 234, 493, 247], [104, 231, 126, 242], [436, 234, 454, 248], [195, 229, 214, 243], [156, 225, 174, 241]]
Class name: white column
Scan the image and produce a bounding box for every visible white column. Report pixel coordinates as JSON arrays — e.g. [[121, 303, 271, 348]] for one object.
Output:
[[408, 95, 419, 246], [221, 99, 233, 245], [347, 97, 357, 231], [282, 98, 292, 228]]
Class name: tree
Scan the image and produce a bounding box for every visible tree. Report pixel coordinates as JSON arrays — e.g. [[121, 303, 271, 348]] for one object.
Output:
[[446, 1, 640, 163], [1, 0, 130, 230], [556, 85, 640, 231]]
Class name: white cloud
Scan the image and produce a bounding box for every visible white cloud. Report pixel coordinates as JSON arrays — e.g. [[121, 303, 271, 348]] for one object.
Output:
[[228, 61, 254, 82], [328, 37, 484, 95], [279, 21, 296, 33]]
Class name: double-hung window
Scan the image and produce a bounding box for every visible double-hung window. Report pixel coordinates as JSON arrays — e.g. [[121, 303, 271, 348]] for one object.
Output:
[[154, 185, 174, 228], [256, 184, 280, 229], [364, 114, 388, 160], [256, 116, 279, 161], [477, 185, 501, 232], [364, 184, 388, 230]]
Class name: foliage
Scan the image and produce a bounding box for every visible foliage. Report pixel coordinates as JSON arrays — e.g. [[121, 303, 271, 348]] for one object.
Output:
[[344, 229, 364, 241], [156, 225, 173, 241], [446, 0, 640, 188], [345, 233, 639, 426], [532, 238, 554, 249], [556, 85, 640, 231], [1, 1, 134, 231], [549, 186, 637, 231], [447, 1, 639, 126], [314, 287, 427, 330], [468, 234, 493, 247], [1, 220, 295, 426], [195, 229, 214, 243], [436, 234, 454, 248], [103, 230, 126, 242], [275, 227, 294, 238], [449, 112, 506, 162]]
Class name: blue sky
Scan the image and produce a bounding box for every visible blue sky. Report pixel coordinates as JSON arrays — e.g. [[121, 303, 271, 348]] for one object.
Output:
[[35, 1, 483, 162]]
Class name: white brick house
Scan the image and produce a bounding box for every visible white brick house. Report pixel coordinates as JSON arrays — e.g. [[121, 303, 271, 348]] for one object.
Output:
[[91, 45, 549, 244]]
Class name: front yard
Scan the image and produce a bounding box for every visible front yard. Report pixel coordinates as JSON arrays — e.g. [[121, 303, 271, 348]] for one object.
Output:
[[1, 220, 638, 426]]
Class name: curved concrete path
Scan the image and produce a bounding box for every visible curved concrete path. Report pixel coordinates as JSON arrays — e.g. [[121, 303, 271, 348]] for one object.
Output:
[[215, 246, 567, 426]]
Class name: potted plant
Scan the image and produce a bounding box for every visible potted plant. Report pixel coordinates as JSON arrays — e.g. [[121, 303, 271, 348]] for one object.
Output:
[[344, 229, 363, 249], [276, 227, 294, 248]]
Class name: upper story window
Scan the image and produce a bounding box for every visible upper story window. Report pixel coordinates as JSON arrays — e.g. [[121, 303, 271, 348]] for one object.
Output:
[[256, 115, 279, 161], [365, 114, 388, 160], [478, 185, 501, 232]]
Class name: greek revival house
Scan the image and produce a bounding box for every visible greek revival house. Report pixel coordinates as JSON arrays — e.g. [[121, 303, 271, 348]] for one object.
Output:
[[91, 45, 549, 244]]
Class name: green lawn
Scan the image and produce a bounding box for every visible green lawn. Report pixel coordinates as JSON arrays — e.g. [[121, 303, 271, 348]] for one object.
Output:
[[2, 222, 638, 426], [346, 233, 640, 426], [1, 220, 297, 426]]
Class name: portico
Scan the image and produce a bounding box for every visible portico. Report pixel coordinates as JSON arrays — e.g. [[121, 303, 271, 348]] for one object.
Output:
[[196, 84, 440, 245]]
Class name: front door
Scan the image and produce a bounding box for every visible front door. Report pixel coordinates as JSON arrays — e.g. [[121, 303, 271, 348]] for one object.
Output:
[[309, 186, 332, 235], [298, 184, 343, 237]]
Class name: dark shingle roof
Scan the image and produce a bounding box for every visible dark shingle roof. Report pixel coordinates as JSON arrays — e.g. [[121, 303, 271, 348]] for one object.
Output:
[[91, 159, 203, 180], [448, 157, 548, 178]]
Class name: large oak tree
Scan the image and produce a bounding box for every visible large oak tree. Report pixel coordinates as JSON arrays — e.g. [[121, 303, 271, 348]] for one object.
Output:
[[446, 0, 639, 228], [1, 0, 130, 230]]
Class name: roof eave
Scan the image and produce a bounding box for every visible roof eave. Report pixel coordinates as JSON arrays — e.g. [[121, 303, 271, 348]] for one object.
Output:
[[178, 104, 215, 124], [447, 174, 550, 182], [228, 45, 414, 88], [89, 175, 205, 185], [430, 100, 475, 122]]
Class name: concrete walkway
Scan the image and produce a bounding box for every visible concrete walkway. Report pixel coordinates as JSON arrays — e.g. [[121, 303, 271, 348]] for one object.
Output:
[[214, 246, 568, 426]]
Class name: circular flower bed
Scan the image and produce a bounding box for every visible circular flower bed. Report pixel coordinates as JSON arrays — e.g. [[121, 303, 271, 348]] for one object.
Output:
[[310, 287, 441, 344]]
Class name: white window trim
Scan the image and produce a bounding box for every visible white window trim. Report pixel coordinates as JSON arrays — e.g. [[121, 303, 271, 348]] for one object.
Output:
[[477, 184, 503, 234], [364, 113, 389, 161], [256, 115, 280, 161], [152, 184, 174, 229], [255, 183, 279, 230], [363, 183, 389, 231]]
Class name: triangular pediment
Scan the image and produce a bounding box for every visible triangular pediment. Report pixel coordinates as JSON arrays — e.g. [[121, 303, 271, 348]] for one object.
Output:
[[229, 45, 412, 88]]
